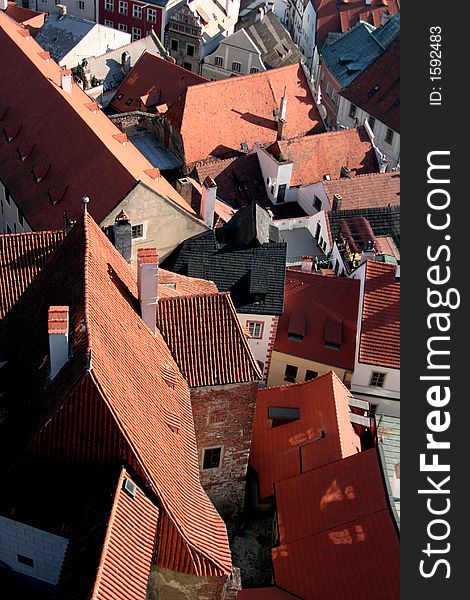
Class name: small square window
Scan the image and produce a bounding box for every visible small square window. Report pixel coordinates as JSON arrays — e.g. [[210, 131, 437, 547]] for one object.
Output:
[[284, 364, 298, 383], [349, 103, 357, 119], [305, 369, 318, 381], [186, 44, 195, 57], [368, 116, 376, 131], [247, 321, 263, 339], [147, 8, 157, 22], [385, 128, 394, 145], [125, 98, 133, 106], [17, 554, 34, 568], [132, 223, 144, 239], [133, 5, 142, 19], [78, 1, 85, 9], [105, 0, 114, 10], [203, 447, 222, 469], [118, 0, 128, 15], [232, 61, 241, 73], [215, 56, 223, 67], [370, 371, 386, 387], [171, 39, 178, 52], [132, 27, 141, 41], [118, 23, 127, 32], [250, 67, 259, 74], [104, 19, 114, 27]]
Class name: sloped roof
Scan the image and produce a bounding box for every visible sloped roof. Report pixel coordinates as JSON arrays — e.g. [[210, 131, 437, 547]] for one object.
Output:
[[324, 171, 400, 211], [162, 203, 287, 316], [273, 448, 399, 599], [0, 14, 198, 231], [341, 41, 400, 133], [35, 13, 97, 62], [156, 292, 262, 387], [315, 0, 400, 44], [165, 63, 324, 166], [359, 260, 400, 369], [250, 372, 361, 499], [111, 52, 207, 113], [238, 588, 299, 599], [159, 269, 219, 297], [274, 269, 360, 371], [0, 210, 232, 576], [4, 2, 45, 28], [329, 205, 400, 249], [0, 230, 65, 319], [268, 127, 377, 187]]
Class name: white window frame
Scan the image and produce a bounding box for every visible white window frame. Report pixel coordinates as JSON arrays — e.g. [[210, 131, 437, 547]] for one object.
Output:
[[133, 5, 142, 19], [247, 321, 263, 339], [118, 0, 128, 15], [232, 61, 241, 73], [147, 7, 156, 23], [131, 222, 147, 240], [132, 27, 142, 41], [104, 19, 114, 27], [370, 371, 387, 388], [215, 56, 223, 67], [105, 0, 114, 11], [118, 23, 128, 32]]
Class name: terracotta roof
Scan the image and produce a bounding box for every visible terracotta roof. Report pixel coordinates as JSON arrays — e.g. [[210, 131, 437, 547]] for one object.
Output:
[[375, 235, 400, 260], [359, 260, 400, 369], [250, 372, 361, 499], [90, 469, 159, 600], [268, 127, 378, 187], [0, 230, 65, 319], [165, 63, 324, 167], [314, 0, 400, 43], [273, 269, 360, 372], [159, 269, 219, 297], [325, 171, 400, 211], [156, 292, 262, 387], [342, 41, 400, 133], [4, 2, 45, 28], [0, 211, 232, 576], [238, 588, 299, 599], [0, 14, 198, 232], [273, 448, 399, 599], [176, 176, 236, 225], [110, 52, 207, 113]]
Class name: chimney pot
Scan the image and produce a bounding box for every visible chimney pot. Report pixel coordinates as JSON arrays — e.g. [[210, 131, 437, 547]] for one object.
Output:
[[340, 166, 351, 179], [301, 256, 314, 272], [137, 248, 159, 333], [48, 306, 69, 379], [60, 69, 73, 94], [332, 193, 343, 210], [113, 211, 132, 262], [201, 176, 217, 228]]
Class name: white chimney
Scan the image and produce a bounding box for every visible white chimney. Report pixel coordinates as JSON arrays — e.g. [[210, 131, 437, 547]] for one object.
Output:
[[60, 70, 73, 94], [48, 306, 69, 379], [365, 0, 372, 5], [56, 3, 67, 16], [137, 248, 158, 334], [225, 0, 233, 18], [0, 0, 9, 11], [301, 256, 314, 272], [200, 176, 217, 228], [280, 89, 287, 121]]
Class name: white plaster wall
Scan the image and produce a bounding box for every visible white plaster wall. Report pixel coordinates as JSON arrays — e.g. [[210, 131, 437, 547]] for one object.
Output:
[[202, 40, 264, 80], [0, 516, 68, 585], [0, 182, 32, 234], [253, 145, 293, 204], [26, 0, 97, 23], [275, 211, 331, 256], [237, 312, 275, 378], [61, 25, 131, 68], [296, 182, 330, 215]]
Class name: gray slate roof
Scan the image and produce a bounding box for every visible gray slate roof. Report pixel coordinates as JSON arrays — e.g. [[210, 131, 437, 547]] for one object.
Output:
[[35, 13, 95, 62], [329, 205, 400, 248], [162, 203, 286, 316], [377, 414, 400, 524]]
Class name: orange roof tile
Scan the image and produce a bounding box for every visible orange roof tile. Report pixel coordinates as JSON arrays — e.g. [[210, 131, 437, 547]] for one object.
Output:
[[159, 269, 219, 297], [250, 372, 361, 499], [274, 270, 360, 372], [238, 588, 299, 599], [165, 63, 325, 166], [359, 261, 400, 369], [0, 13, 199, 231], [273, 449, 399, 600], [4, 2, 45, 27], [0, 230, 65, 318], [268, 127, 378, 187], [111, 52, 207, 113], [324, 171, 400, 211], [156, 292, 262, 387]]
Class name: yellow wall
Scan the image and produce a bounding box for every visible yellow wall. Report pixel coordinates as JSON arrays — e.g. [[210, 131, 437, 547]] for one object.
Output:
[[267, 350, 350, 388]]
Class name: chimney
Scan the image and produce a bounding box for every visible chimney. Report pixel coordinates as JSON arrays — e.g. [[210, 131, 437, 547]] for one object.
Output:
[[225, 0, 233, 18], [280, 89, 287, 121], [332, 193, 343, 210], [0, 0, 8, 11], [48, 306, 69, 379], [56, 3, 67, 16], [121, 51, 131, 75], [255, 7, 265, 21], [113, 211, 132, 263], [60, 69, 73, 94], [365, 0, 372, 5], [277, 89, 287, 141], [301, 256, 314, 272], [137, 248, 158, 334], [175, 177, 193, 206], [340, 165, 351, 178], [200, 176, 217, 228]]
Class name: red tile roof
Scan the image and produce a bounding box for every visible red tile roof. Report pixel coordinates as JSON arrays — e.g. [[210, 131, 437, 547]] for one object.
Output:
[[4, 2, 45, 28], [165, 63, 325, 167], [0, 211, 232, 576], [156, 292, 262, 387], [272, 449, 399, 600], [0, 14, 198, 231], [268, 127, 378, 187], [342, 41, 400, 133], [324, 171, 400, 211], [274, 270, 360, 372], [250, 372, 361, 499], [159, 269, 219, 297], [111, 52, 207, 113], [314, 0, 400, 43], [0, 230, 65, 318], [359, 260, 400, 369], [90, 469, 159, 600], [238, 588, 299, 599]]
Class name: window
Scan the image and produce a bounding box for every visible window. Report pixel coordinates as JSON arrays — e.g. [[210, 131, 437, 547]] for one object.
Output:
[[368, 116, 376, 131], [314, 196, 322, 211], [118, 23, 127, 31], [78, 0, 85, 8], [131, 223, 144, 239], [125, 98, 133, 105], [116, 93, 124, 100], [370, 371, 386, 388], [118, 1, 127, 15], [349, 103, 357, 119], [232, 61, 241, 73], [314, 222, 321, 240], [305, 370, 318, 381], [17, 554, 34, 568], [250, 67, 259, 74], [277, 184, 287, 203], [331, 88, 338, 104], [186, 43, 195, 57], [132, 27, 141, 40], [268, 406, 300, 427], [133, 5, 142, 19], [170, 38, 178, 52], [385, 128, 394, 145], [215, 56, 223, 67], [203, 447, 222, 469], [247, 321, 263, 339], [104, 19, 114, 27], [147, 8, 156, 22], [284, 364, 298, 383], [105, 0, 114, 9], [325, 81, 331, 97]]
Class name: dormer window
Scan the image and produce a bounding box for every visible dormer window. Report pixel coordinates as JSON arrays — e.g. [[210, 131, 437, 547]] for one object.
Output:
[[268, 406, 300, 428], [288, 312, 306, 341], [324, 318, 342, 350]]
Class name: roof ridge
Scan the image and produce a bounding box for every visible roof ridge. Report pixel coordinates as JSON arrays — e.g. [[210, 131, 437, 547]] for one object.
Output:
[[259, 370, 334, 394], [280, 126, 363, 146], [327, 169, 399, 182], [83, 212, 93, 362], [158, 290, 230, 302]]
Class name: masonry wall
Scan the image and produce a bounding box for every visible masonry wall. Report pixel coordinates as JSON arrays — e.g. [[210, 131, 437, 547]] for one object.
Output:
[[147, 567, 226, 600], [267, 350, 349, 388], [190, 382, 259, 517]]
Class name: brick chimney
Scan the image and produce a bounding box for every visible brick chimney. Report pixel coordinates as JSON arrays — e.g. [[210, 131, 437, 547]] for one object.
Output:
[[113, 211, 132, 263], [175, 178, 193, 206], [60, 69, 73, 94], [332, 193, 343, 210], [201, 176, 217, 228], [48, 306, 69, 379], [137, 248, 158, 334], [301, 256, 314, 272]]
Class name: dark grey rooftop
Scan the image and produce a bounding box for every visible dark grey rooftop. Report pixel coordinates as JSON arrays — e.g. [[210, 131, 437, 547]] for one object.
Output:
[[35, 14, 96, 62], [129, 133, 181, 170], [329, 205, 400, 248]]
